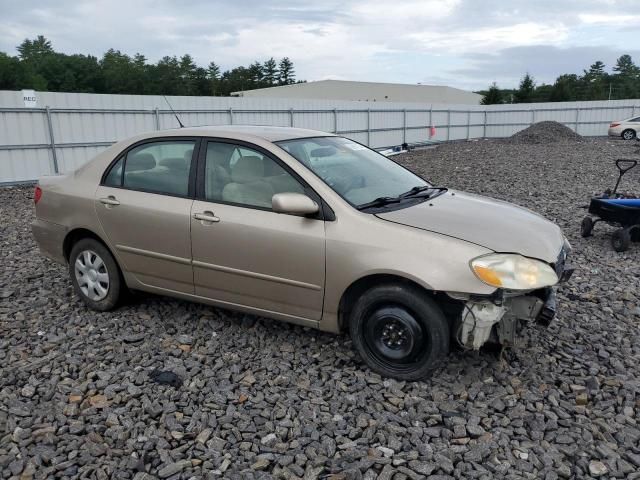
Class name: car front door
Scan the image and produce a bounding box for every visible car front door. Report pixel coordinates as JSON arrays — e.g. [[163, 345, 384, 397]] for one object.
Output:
[[190, 140, 326, 322], [95, 138, 199, 293]]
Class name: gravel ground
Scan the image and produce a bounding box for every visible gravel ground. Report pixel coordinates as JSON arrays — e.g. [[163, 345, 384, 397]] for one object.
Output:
[[1, 136, 640, 480]]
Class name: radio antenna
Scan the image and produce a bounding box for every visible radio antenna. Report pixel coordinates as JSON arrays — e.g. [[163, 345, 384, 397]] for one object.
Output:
[[163, 95, 184, 128]]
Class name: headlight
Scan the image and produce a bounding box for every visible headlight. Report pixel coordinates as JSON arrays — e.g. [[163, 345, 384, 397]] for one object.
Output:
[[470, 253, 558, 290]]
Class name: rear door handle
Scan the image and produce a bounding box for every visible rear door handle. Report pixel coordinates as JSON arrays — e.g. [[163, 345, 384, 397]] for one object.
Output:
[[99, 196, 120, 206], [193, 211, 220, 223]]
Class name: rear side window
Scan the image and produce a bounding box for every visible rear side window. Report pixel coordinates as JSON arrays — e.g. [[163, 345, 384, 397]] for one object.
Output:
[[104, 157, 123, 187], [630, 117, 640, 122], [104, 140, 196, 196]]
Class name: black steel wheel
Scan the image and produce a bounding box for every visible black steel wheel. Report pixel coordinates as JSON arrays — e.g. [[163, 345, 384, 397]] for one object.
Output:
[[581, 216, 594, 238], [349, 284, 449, 380], [611, 228, 631, 252]]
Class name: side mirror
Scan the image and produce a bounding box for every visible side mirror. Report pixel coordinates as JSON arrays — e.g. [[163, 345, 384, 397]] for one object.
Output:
[[272, 193, 319, 216]]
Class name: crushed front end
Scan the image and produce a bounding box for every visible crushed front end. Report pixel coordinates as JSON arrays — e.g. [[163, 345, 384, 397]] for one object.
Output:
[[452, 245, 573, 349]]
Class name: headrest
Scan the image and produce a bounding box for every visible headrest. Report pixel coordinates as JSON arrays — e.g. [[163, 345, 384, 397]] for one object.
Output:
[[160, 157, 188, 170], [127, 153, 156, 171], [231, 155, 264, 183]]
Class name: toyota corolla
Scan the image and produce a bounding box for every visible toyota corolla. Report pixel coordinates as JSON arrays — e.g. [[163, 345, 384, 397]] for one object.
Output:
[[32, 126, 573, 380]]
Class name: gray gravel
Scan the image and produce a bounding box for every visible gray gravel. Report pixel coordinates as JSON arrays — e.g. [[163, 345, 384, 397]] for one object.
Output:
[[505, 121, 583, 145], [2, 136, 640, 479]]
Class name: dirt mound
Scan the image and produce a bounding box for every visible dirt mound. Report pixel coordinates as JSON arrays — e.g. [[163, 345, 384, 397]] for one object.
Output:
[[507, 121, 582, 144]]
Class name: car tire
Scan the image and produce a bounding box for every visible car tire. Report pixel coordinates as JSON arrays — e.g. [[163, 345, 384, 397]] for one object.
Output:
[[69, 238, 123, 311], [349, 283, 449, 380], [581, 216, 594, 238], [611, 228, 631, 252], [622, 129, 636, 140]]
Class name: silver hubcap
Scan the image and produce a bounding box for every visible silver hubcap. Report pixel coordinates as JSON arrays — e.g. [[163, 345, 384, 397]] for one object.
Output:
[[74, 250, 109, 301], [623, 131, 634, 140]]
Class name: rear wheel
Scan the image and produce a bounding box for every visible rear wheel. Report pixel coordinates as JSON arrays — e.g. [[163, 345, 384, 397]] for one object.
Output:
[[348, 284, 449, 380], [581, 216, 594, 237], [69, 238, 123, 311], [611, 228, 631, 252], [622, 129, 636, 140]]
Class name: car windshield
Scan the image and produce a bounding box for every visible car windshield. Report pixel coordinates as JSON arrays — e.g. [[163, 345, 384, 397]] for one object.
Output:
[[276, 136, 431, 208]]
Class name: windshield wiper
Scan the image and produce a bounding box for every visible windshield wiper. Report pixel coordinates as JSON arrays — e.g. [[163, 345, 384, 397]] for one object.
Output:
[[400, 185, 448, 199], [356, 196, 402, 210]]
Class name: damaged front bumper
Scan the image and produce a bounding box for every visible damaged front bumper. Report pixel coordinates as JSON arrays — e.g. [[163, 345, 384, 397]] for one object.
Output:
[[454, 249, 574, 350], [457, 289, 555, 349]]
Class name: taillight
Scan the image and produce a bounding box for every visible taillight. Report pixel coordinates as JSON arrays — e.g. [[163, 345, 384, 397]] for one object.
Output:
[[34, 186, 42, 204], [610, 123, 620, 128]]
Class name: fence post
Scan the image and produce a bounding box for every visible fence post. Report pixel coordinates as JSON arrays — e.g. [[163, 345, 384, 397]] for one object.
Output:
[[429, 106, 433, 136], [154, 107, 160, 130], [466, 111, 471, 140], [229, 107, 234, 125], [333, 108, 338, 133], [367, 108, 371, 146], [402, 109, 407, 144], [531, 109, 535, 125], [574, 108, 579, 133], [633, 105, 637, 118], [483, 110, 487, 138], [446, 110, 451, 141], [289, 108, 294, 127], [45, 106, 59, 174]]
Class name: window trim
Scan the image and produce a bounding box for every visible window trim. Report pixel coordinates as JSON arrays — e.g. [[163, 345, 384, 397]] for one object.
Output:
[[100, 137, 202, 199], [195, 137, 332, 220]]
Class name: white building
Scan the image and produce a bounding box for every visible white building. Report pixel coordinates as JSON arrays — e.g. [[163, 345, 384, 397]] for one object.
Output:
[[231, 79, 482, 105]]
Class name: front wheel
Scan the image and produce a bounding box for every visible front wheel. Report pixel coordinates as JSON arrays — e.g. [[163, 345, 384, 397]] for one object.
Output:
[[348, 284, 449, 380], [581, 216, 594, 238], [69, 238, 123, 311], [622, 129, 636, 140]]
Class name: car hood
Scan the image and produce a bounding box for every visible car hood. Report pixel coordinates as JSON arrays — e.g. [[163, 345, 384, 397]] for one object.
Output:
[[376, 190, 564, 263]]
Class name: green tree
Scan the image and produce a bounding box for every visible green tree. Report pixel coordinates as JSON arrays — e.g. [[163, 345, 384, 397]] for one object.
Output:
[[262, 57, 278, 85], [207, 61, 221, 95], [278, 57, 295, 85], [480, 82, 503, 105], [514, 73, 535, 103], [17, 35, 53, 61]]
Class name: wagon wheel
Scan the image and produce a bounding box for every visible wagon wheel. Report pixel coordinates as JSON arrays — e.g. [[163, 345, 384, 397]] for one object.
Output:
[[580, 217, 594, 238], [611, 228, 631, 252]]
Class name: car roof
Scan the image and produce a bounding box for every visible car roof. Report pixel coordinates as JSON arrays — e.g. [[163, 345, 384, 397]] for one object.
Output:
[[150, 125, 336, 142]]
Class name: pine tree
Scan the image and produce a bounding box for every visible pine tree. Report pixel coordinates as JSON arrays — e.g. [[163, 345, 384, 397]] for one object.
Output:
[[481, 82, 503, 105], [263, 58, 278, 85], [514, 73, 535, 103], [278, 57, 295, 85]]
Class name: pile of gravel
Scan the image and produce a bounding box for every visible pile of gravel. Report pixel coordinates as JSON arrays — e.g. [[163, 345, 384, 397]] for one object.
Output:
[[507, 121, 583, 144], [1, 137, 640, 479]]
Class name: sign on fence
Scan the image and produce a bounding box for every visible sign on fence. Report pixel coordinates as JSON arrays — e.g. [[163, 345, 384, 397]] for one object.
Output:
[[22, 90, 37, 108]]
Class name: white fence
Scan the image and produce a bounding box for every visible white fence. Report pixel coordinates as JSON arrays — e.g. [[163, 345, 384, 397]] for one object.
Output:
[[1, 90, 639, 184]]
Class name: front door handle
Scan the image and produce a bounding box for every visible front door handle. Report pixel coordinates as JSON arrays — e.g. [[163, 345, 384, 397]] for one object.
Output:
[[193, 211, 220, 223], [99, 196, 120, 207]]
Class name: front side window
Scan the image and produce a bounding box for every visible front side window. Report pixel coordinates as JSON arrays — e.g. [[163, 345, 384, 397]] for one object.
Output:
[[204, 142, 304, 209], [116, 140, 196, 196], [276, 136, 429, 208]]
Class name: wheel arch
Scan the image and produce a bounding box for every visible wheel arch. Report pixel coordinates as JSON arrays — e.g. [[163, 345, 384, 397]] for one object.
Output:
[[63, 227, 114, 262], [337, 273, 459, 332]]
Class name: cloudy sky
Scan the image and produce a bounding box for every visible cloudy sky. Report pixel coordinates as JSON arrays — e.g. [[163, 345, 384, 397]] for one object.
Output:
[[1, 0, 639, 90]]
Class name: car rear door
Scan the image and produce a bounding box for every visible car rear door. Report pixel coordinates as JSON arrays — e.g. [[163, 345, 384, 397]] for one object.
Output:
[[95, 138, 199, 293], [190, 139, 326, 322]]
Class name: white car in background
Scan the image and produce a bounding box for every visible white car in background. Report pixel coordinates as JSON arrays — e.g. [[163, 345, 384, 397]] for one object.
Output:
[[608, 116, 640, 140]]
